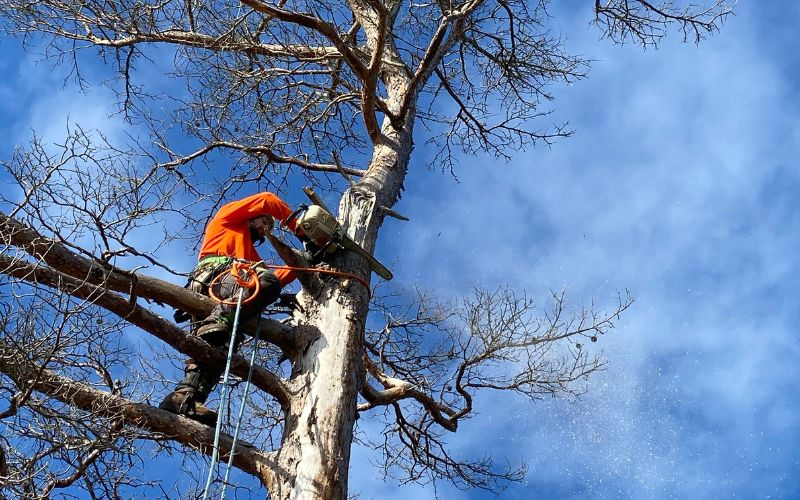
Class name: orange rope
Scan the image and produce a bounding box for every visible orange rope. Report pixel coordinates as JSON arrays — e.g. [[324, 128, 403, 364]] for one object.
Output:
[[263, 263, 372, 298], [207, 261, 372, 305], [208, 262, 262, 305]]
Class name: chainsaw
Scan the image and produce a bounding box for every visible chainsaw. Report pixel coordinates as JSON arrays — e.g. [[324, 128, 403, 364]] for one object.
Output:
[[288, 204, 393, 281]]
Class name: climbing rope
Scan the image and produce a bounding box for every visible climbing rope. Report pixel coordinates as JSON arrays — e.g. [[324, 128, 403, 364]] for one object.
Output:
[[201, 285, 246, 500], [220, 314, 262, 498], [261, 263, 372, 298]]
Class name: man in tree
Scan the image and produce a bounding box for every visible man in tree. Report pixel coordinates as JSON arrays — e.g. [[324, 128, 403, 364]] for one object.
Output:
[[0, 0, 733, 496], [158, 191, 300, 425]]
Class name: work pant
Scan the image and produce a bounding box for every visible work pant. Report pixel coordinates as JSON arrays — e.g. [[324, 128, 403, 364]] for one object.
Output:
[[176, 263, 282, 404]]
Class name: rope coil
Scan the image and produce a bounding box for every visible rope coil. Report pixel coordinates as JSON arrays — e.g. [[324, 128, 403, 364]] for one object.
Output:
[[207, 262, 262, 305]]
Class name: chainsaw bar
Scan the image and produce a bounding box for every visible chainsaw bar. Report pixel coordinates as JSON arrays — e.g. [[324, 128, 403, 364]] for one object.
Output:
[[337, 234, 393, 281]]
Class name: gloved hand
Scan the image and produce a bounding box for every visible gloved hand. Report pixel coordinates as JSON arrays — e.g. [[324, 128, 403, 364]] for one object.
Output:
[[275, 293, 303, 312], [301, 241, 325, 265], [174, 308, 191, 323]]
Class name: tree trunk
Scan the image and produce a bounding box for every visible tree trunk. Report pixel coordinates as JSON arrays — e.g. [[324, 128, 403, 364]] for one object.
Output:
[[274, 100, 415, 499]]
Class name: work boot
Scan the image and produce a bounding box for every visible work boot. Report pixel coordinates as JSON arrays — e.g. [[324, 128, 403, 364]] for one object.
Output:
[[158, 388, 219, 427], [196, 322, 231, 344]]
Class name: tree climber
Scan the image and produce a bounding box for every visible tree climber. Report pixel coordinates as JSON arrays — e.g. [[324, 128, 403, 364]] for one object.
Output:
[[159, 192, 301, 425]]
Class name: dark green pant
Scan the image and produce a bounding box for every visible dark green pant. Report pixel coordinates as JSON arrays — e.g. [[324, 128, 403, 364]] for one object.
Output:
[[175, 264, 282, 403]]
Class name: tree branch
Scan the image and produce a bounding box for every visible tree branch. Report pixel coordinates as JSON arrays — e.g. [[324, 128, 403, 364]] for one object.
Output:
[[155, 140, 367, 177], [77, 28, 340, 59], [0, 341, 279, 489], [238, 0, 369, 80], [0, 211, 294, 348], [359, 354, 457, 431], [360, 0, 388, 142], [395, 0, 487, 122], [0, 255, 292, 408], [594, 0, 731, 45]]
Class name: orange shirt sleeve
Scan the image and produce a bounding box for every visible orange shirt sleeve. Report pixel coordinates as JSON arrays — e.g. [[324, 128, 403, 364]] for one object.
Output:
[[273, 268, 296, 287], [213, 192, 294, 226]]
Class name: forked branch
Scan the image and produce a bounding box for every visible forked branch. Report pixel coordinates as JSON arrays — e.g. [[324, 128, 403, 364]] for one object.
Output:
[[594, 0, 732, 45]]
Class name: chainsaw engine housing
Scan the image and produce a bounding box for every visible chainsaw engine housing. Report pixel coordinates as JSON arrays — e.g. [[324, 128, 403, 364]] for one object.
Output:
[[297, 205, 341, 252]]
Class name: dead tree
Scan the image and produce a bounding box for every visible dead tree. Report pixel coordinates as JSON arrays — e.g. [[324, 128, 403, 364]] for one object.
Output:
[[0, 1, 729, 498]]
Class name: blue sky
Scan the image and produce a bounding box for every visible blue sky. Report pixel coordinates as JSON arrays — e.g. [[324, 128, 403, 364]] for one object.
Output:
[[2, 1, 800, 499], [356, 3, 800, 498]]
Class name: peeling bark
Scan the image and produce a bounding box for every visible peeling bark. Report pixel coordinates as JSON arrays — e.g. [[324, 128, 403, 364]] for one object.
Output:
[[275, 93, 415, 497]]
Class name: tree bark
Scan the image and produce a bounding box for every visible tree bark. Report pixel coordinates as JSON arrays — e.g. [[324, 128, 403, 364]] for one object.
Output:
[[276, 95, 415, 498]]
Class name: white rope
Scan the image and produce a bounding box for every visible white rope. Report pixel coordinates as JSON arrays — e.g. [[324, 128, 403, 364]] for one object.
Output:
[[219, 315, 262, 498]]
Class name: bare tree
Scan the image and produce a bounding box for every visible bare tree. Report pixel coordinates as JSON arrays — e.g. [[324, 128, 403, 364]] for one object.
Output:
[[0, 0, 729, 498]]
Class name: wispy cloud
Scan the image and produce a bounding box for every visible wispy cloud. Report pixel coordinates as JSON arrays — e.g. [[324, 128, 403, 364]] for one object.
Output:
[[372, 3, 800, 498]]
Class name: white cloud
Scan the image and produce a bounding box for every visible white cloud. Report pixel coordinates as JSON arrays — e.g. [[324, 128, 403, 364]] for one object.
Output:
[[2, 53, 124, 144]]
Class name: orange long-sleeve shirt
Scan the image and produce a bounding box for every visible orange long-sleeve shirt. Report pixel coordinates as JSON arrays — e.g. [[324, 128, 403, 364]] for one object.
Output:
[[199, 192, 297, 286]]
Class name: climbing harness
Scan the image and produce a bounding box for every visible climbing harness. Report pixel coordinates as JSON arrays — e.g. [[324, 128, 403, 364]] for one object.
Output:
[[207, 261, 262, 305]]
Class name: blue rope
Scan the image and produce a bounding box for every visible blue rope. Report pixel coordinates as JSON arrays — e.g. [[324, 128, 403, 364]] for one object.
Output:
[[220, 315, 262, 498], [201, 287, 245, 500]]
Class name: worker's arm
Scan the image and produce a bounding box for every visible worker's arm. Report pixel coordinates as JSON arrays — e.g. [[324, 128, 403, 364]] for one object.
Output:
[[215, 192, 297, 231], [273, 268, 296, 287]]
